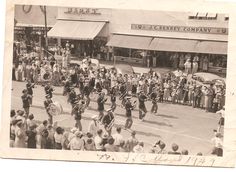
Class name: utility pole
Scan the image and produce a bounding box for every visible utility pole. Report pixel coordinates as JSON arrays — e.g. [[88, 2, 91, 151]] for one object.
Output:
[[44, 6, 48, 58]]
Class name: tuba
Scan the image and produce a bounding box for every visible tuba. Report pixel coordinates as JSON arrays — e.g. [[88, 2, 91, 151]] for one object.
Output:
[[48, 101, 63, 116]]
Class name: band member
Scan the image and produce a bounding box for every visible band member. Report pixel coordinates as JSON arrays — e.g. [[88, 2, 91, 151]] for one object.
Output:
[[26, 80, 35, 105], [72, 100, 85, 131], [44, 94, 53, 125], [97, 91, 107, 121], [101, 108, 115, 136], [110, 86, 117, 112], [21, 89, 31, 118], [63, 78, 71, 96], [83, 76, 91, 108], [124, 96, 134, 129], [138, 90, 148, 121], [68, 87, 78, 113], [44, 83, 54, 99], [150, 87, 158, 114]]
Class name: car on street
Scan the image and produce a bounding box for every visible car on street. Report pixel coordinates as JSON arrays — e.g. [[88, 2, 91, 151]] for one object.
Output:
[[188, 72, 226, 86], [110, 64, 134, 75]]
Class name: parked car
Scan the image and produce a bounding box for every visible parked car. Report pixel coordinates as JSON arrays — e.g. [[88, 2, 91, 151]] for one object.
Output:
[[188, 72, 226, 86], [81, 58, 100, 70], [110, 64, 134, 75]]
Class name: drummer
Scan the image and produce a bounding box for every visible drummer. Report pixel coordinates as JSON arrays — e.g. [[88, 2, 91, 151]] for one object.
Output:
[[101, 108, 115, 136], [44, 94, 53, 125]]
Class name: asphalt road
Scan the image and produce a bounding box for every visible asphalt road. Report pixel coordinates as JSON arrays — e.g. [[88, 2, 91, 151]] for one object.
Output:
[[11, 81, 220, 155]]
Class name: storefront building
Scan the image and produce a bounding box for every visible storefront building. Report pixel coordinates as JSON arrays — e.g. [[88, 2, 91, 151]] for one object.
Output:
[[48, 7, 228, 76], [47, 7, 110, 57], [14, 5, 58, 51]]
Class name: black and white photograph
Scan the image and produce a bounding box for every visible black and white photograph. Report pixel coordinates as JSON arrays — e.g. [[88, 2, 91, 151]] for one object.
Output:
[[1, 0, 236, 168]]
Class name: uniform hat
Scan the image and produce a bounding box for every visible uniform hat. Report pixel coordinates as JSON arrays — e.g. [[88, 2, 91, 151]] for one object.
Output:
[[75, 131, 83, 137], [17, 110, 24, 116], [70, 127, 78, 133]]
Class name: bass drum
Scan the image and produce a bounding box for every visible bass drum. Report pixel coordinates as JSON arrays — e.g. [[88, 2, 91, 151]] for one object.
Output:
[[48, 102, 63, 116], [41, 70, 52, 82]]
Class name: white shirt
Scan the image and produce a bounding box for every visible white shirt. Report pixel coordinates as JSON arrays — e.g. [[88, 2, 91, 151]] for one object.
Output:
[[88, 121, 99, 137], [112, 133, 124, 146], [94, 136, 103, 150]]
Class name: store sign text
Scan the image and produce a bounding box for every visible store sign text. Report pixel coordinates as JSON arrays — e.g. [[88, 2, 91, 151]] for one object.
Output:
[[64, 8, 101, 16], [131, 24, 228, 35]]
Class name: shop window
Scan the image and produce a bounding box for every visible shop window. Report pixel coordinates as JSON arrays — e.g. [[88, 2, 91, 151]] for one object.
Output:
[[209, 55, 227, 68], [188, 12, 217, 20], [131, 49, 144, 59], [114, 48, 129, 57]]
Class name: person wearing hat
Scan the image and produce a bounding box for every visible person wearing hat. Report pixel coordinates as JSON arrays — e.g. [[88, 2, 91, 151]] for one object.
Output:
[[21, 89, 31, 118], [168, 143, 181, 155], [211, 130, 223, 156], [150, 87, 159, 114], [192, 85, 202, 108], [26, 123, 37, 149], [216, 106, 225, 133], [97, 91, 107, 121], [44, 83, 54, 99], [110, 86, 117, 112], [14, 120, 26, 148], [44, 94, 53, 125], [26, 80, 35, 105], [138, 90, 148, 121], [63, 77, 72, 96], [68, 87, 77, 111], [87, 115, 99, 137], [124, 95, 134, 129], [101, 108, 115, 136], [72, 100, 85, 131]]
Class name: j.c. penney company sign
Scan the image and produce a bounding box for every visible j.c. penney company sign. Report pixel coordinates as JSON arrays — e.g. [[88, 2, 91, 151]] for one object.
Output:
[[131, 24, 228, 35]]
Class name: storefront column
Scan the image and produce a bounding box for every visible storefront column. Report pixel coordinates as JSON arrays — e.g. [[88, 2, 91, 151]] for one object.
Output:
[[129, 49, 132, 63], [57, 38, 61, 46]]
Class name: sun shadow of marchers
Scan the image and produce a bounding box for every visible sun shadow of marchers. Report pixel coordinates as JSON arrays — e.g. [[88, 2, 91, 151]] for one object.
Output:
[[82, 107, 173, 127], [156, 114, 178, 119]]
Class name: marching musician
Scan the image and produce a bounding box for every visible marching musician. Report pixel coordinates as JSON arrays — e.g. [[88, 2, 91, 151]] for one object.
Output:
[[150, 87, 158, 114], [72, 100, 85, 131], [138, 90, 148, 121], [124, 96, 134, 129], [101, 108, 115, 136], [110, 86, 117, 112], [21, 89, 32, 118], [44, 94, 53, 125], [68, 87, 77, 113], [63, 78, 71, 96], [26, 80, 35, 105], [44, 83, 54, 99], [83, 76, 91, 108], [97, 91, 107, 121]]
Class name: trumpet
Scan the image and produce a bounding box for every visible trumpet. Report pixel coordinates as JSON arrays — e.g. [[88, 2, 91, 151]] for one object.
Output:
[[119, 91, 128, 100]]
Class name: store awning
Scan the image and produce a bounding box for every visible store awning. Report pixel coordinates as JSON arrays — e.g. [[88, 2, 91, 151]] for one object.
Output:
[[196, 41, 228, 54], [47, 20, 106, 40], [149, 38, 199, 53], [106, 34, 152, 50]]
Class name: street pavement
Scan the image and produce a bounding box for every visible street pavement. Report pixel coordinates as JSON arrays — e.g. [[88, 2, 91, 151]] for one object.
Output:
[[11, 81, 220, 155]]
